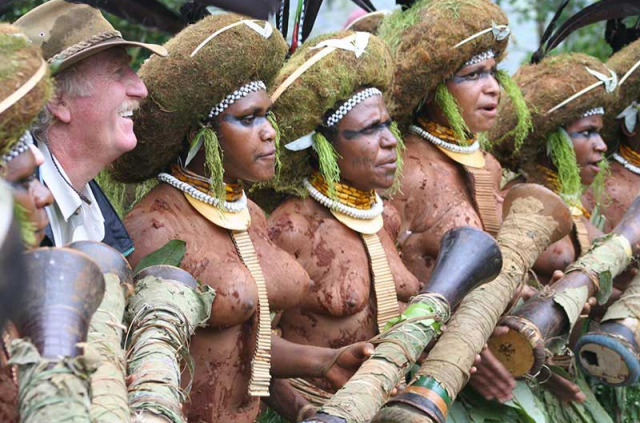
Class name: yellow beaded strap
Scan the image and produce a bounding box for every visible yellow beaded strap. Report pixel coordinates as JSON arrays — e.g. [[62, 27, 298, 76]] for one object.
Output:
[[537, 165, 591, 254], [419, 119, 474, 146], [230, 230, 272, 397], [464, 165, 501, 237], [361, 232, 401, 331], [309, 171, 375, 209]]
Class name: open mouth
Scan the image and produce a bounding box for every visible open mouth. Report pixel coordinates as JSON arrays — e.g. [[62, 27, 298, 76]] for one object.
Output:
[[479, 104, 498, 116]]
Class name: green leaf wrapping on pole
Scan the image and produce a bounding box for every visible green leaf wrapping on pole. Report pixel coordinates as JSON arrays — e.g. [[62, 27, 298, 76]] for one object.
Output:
[[9, 339, 97, 423], [132, 240, 187, 274], [315, 296, 450, 423], [125, 273, 215, 422], [87, 273, 129, 422], [371, 190, 568, 423]]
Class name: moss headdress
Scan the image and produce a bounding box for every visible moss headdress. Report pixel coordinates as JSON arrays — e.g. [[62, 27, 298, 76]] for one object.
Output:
[[267, 30, 397, 198], [379, 0, 510, 127], [0, 24, 52, 157], [110, 14, 288, 192], [489, 53, 616, 201], [601, 38, 640, 146]]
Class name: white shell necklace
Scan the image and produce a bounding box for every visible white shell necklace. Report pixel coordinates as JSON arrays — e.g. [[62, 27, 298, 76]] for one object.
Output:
[[408, 124, 480, 154], [612, 152, 640, 175], [303, 178, 383, 220], [157, 172, 248, 213]]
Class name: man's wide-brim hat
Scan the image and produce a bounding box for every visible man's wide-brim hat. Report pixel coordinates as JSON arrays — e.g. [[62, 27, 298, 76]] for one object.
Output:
[[489, 53, 615, 172], [380, 0, 509, 122], [14, 0, 167, 73], [601, 38, 640, 145], [111, 13, 288, 183], [0, 24, 52, 156]]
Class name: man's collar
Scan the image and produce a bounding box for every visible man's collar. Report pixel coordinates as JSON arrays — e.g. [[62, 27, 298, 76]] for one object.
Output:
[[38, 140, 96, 221]]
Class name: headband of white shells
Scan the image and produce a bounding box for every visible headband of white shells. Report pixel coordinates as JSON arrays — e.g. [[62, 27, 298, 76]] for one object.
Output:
[[2, 131, 33, 164]]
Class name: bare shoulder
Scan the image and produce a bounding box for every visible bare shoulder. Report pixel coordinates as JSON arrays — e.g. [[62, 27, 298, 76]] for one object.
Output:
[[268, 197, 323, 248], [125, 184, 194, 269]]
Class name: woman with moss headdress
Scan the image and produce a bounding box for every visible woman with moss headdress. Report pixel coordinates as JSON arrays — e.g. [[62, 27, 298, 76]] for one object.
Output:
[[263, 29, 419, 418], [490, 53, 614, 281], [378, 0, 530, 283], [111, 14, 373, 423], [0, 24, 53, 423], [375, 0, 532, 406], [583, 38, 640, 232]]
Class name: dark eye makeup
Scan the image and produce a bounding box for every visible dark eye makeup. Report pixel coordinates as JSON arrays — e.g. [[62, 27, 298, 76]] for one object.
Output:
[[341, 119, 392, 140]]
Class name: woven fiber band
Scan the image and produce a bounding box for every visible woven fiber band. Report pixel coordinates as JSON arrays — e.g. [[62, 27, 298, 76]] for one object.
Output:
[[582, 107, 605, 117], [231, 230, 272, 397], [463, 49, 495, 68], [207, 81, 266, 119], [49, 31, 121, 63], [325, 87, 382, 127], [464, 165, 500, 236]]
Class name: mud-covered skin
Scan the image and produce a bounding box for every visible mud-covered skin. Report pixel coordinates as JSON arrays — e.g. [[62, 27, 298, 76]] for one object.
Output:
[[125, 183, 309, 423], [388, 133, 503, 285], [584, 160, 640, 233], [268, 196, 419, 384]]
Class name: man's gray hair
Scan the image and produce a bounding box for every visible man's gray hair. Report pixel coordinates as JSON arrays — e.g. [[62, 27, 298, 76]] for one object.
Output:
[[31, 64, 94, 142]]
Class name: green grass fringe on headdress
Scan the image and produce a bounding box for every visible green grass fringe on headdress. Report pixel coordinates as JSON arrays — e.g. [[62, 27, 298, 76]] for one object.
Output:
[[591, 159, 610, 208], [548, 128, 582, 201], [389, 121, 406, 196], [435, 83, 470, 144], [312, 132, 341, 198], [495, 70, 532, 152], [14, 202, 35, 248], [267, 111, 282, 174], [200, 126, 226, 201]]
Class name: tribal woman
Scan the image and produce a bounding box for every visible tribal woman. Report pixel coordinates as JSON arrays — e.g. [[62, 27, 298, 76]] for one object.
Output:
[[263, 29, 419, 416], [490, 53, 614, 282], [378, 0, 530, 284], [111, 15, 372, 423]]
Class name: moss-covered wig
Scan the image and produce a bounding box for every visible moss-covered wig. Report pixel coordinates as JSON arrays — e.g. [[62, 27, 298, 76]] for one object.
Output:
[[379, 0, 509, 126], [489, 53, 616, 178], [601, 38, 640, 147], [0, 24, 52, 157], [110, 14, 288, 187], [267, 30, 396, 198]]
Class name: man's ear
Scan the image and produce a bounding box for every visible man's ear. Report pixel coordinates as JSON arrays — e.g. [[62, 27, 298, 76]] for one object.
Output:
[[47, 94, 71, 124], [620, 118, 637, 138]]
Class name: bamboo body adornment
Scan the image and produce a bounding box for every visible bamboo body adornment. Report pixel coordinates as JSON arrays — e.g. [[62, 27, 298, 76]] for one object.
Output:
[[10, 247, 105, 423], [371, 184, 572, 423], [303, 226, 503, 423], [126, 265, 215, 423], [574, 271, 640, 386], [70, 241, 132, 422], [493, 195, 640, 377]]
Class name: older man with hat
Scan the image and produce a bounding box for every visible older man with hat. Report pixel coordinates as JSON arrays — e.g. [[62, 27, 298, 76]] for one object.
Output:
[[14, 0, 166, 255]]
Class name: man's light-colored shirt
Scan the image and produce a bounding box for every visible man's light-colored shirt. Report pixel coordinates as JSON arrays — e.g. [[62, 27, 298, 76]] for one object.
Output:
[[39, 141, 105, 246]]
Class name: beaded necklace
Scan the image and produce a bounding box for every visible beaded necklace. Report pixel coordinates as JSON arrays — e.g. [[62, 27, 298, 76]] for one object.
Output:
[[157, 164, 247, 213], [613, 144, 640, 175], [305, 171, 383, 219], [409, 118, 479, 154]]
